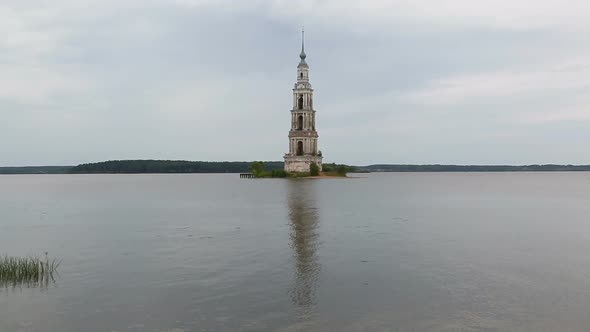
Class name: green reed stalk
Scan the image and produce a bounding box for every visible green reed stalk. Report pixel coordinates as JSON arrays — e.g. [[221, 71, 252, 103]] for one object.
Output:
[[0, 254, 61, 288]]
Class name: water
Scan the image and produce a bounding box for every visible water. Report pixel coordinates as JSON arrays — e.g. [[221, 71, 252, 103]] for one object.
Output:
[[1, 173, 590, 331]]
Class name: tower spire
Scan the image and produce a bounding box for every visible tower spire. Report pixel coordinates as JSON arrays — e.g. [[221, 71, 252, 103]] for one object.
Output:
[[301, 27, 305, 53], [299, 27, 307, 65]]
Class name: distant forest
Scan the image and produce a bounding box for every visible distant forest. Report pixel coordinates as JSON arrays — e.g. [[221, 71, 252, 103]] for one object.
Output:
[[2, 161, 590, 174], [358, 164, 590, 172], [68, 160, 284, 174], [0, 166, 73, 174]]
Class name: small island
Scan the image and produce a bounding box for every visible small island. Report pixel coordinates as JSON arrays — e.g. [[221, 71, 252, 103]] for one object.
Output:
[[247, 161, 354, 178]]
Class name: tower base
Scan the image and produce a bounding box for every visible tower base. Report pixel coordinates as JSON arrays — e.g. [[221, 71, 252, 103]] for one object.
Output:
[[284, 155, 323, 173]]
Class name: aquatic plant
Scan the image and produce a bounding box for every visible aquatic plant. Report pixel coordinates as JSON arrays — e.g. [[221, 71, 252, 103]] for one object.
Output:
[[0, 253, 60, 288]]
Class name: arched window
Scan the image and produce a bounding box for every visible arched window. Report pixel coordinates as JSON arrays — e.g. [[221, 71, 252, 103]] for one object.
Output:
[[300, 72, 303, 79], [297, 115, 303, 130], [297, 141, 304, 156], [298, 95, 303, 109]]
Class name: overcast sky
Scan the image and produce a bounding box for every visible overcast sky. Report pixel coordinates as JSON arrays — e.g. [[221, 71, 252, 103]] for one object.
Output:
[[1, 0, 589, 166]]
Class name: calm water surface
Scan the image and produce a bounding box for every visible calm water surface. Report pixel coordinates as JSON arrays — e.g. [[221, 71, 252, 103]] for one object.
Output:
[[2, 173, 590, 331]]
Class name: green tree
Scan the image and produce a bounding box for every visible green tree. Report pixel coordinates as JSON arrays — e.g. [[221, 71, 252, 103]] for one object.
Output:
[[337, 165, 347, 176], [310, 162, 320, 176], [249, 161, 265, 177]]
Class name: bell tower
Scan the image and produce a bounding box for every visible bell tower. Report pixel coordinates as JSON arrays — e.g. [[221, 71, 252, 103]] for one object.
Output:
[[284, 29, 323, 173]]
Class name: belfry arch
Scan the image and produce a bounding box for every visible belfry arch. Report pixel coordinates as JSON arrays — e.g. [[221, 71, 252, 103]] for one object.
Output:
[[297, 141, 304, 156]]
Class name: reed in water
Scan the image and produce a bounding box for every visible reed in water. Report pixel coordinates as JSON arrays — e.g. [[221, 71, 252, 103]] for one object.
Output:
[[0, 253, 60, 288]]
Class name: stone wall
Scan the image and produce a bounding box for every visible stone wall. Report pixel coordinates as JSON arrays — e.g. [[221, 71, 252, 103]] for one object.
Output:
[[284, 155, 323, 173]]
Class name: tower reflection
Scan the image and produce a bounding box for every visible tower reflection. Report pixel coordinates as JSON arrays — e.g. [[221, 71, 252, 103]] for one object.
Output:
[[287, 180, 321, 310]]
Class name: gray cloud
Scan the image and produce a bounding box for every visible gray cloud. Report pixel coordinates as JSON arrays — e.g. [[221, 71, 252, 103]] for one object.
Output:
[[1, 0, 589, 166]]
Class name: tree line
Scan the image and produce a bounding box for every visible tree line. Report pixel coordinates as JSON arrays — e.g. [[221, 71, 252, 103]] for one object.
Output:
[[69, 160, 284, 174], [4, 162, 590, 174], [358, 164, 590, 172]]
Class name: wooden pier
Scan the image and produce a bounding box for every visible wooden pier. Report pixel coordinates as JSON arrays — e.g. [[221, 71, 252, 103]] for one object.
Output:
[[240, 173, 255, 179]]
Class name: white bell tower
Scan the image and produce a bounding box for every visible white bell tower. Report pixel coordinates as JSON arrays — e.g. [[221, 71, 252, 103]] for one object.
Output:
[[284, 29, 323, 173]]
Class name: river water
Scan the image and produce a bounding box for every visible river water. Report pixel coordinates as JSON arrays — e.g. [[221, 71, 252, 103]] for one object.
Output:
[[1, 173, 590, 331]]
